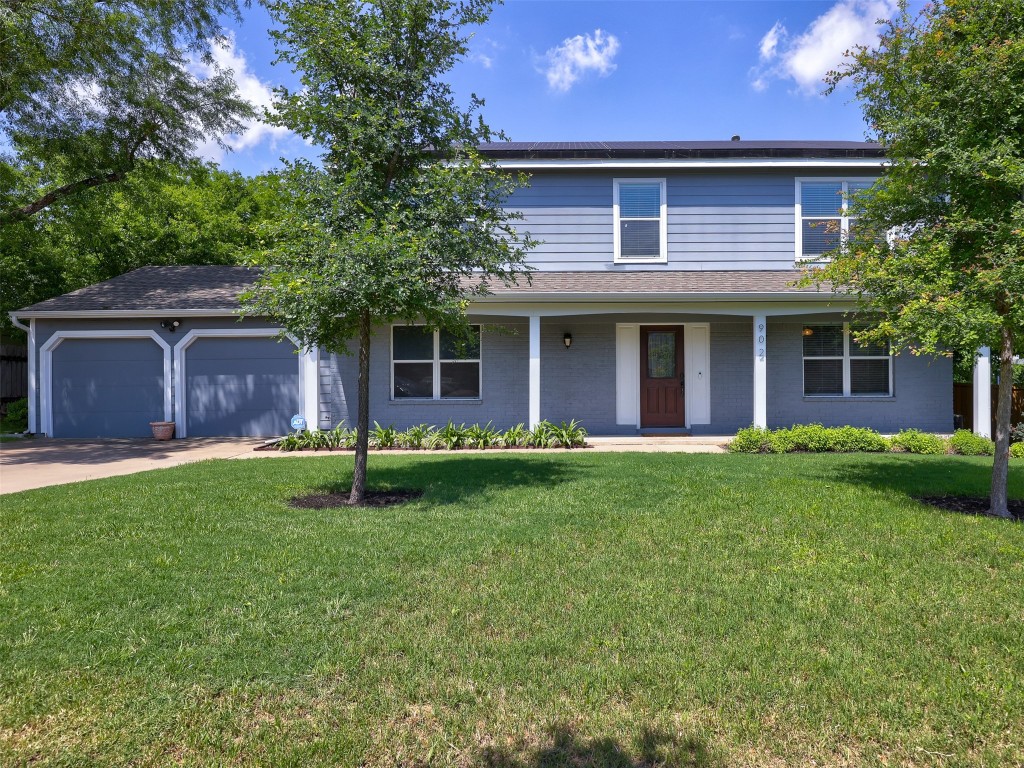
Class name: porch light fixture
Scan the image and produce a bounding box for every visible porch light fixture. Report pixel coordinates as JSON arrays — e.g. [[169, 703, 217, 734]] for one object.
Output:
[[563, 332, 573, 349], [802, 327, 814, 336], [160, 319, 181, 332]]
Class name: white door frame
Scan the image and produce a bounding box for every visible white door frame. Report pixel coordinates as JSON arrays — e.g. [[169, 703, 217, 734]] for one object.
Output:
[[173, 328, 317, 438], [616, 322, 711, 429], [39, 330, 172, 437]]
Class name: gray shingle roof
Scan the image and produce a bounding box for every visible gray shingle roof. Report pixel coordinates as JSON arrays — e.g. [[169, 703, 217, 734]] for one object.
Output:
[[16, 266, 258, 314], [14, 266, 833, 316], [477, 270, 829, 297], [476, 140, 884, 160]]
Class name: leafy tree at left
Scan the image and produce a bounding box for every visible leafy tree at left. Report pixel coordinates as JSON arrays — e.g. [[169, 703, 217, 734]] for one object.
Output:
[[0, 162, 287, 334], [0, 0, 255, 223]]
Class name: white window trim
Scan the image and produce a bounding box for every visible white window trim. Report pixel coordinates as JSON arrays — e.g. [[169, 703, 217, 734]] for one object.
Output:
[[39, 330, 173, 437], [173, 327, 315, 438], [802, 322, 893, 398], [390, 324, 482, 401], [613, 178, 668, 264], [795, 177, 876, 263]]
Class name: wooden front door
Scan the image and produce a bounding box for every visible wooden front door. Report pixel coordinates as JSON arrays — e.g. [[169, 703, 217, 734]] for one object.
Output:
[[640, 327, 685, 427]]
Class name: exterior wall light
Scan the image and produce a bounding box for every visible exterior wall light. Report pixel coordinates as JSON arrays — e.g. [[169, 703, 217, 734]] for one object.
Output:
[[160, 319, 182, 332], [563, 332, 573, 349]]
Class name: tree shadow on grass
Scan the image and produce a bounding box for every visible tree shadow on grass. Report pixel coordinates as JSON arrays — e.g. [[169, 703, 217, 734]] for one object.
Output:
[[808, 454, 1023, 507], [312, 454, 581, 506], [476, 724, 722, 768]]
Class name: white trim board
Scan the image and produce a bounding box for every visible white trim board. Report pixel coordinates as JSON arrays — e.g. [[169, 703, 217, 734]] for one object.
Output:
[[492, 159, 886, 171], [39, 330, 172, 437], [172, 327, 315, 438]]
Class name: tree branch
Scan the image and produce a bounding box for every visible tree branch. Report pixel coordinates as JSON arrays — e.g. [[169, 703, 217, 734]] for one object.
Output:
[[0, 170, 129, 225]]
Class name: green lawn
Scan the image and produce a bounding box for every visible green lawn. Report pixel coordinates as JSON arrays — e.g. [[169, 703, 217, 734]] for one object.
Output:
[[2, 453, 1023, 767]]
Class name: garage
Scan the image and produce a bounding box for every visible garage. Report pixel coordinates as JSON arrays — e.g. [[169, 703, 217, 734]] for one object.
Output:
[[47, 336, 168, 438], [181, 335, 302, 437]]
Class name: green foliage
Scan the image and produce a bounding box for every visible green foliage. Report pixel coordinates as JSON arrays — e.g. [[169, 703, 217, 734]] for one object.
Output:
[[0, 397, 28, 433], [949, 429, 995, 457], [1012, 423, 1024, 444], [2, 163, 286, 333], [399, 423, 436, 450], [465, 421, 501, 449], [549, 419, 588, 449], [501, 423, 530, 448], [370, 422, 399, 449], [728, 427, 776, 454], [732, 424, 890, 454], [1010, 442, 1024, 459], [0, 0, 255, 222], [890, 429, 949, 455]]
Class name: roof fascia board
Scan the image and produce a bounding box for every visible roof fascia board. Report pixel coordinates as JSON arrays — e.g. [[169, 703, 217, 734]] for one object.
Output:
[[13, 308, 242, 319], [491, 158, 887, 170], [470, 292, 845, 303]]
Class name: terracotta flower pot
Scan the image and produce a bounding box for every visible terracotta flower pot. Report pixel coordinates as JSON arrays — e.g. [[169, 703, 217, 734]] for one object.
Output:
[[150, 421, 175, 440]]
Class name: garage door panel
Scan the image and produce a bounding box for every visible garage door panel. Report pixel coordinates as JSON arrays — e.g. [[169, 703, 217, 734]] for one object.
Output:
[[51, 338, 164, 438], [185, 337, 300, 437]]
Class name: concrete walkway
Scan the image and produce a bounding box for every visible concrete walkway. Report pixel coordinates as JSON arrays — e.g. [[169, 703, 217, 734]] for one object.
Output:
[[1, 435, 731, 494]]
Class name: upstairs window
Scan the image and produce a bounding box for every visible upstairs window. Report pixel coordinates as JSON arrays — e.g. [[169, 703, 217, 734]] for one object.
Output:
[[796, 179, 874, 261], [803, 323, 892, 397], [392, 325, 481, 400], [614, 179, 667, 264]]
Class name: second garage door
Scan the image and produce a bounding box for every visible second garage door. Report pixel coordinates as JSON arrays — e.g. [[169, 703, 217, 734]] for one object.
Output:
[[184, 336, 301, 437]]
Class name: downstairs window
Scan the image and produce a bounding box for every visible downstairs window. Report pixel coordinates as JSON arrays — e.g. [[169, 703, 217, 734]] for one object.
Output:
[[803, 323, 891, 397]]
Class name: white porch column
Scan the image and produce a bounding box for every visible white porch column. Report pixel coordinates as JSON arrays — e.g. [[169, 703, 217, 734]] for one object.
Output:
[[302, 346, 320, 429], [529, 315, 541, 428], [27, 319, 37, 434], [753, 315, 767, 428], [973, 346, 991, 438]]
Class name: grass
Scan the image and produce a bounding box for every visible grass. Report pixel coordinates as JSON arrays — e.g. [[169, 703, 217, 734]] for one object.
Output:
[[1, 453, 1023, 767]]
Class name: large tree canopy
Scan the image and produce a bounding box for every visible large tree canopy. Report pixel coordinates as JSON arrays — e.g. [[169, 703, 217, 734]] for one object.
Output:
[[243, 0, 534, 503], [1, 162, 286, 333], [814, 0, 1024, 517], [0, 0, 255, 223]]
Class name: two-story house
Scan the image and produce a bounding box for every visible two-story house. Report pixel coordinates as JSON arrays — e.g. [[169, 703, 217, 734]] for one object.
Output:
[[9, 140, 958, 438]]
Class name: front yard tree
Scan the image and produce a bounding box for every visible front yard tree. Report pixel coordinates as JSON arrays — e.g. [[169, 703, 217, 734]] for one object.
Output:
[[243, 0, 533, 504], [814, 0, 1024, 518]]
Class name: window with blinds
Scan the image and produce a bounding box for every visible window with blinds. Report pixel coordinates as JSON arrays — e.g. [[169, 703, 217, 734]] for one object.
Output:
[[796, 179, 875, 261], [614, 179, 666, 263], [802, 323, 892, 397], [392, 325, 481, 400]]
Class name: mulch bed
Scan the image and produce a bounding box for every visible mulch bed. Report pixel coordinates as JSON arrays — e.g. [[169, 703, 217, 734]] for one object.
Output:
[[915, 495, 1023, 521], [289, 489, 423, 509]]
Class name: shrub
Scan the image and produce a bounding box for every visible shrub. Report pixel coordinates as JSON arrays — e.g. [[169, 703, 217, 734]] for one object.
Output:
[[551, 419, 588, 448], [729, 426, 775, 453], [890, 429, 948, 455], [827, 425, 890, 452], [466, 421, 502, 448], [949, 429, 995, 456], [502, 423, 529, 447], [529, 420, 557, 448], [436, 421, 468, 450], [1, 398, 28, 433], [1011, 442, 1024, 459], [1011, 422, 1024, 444], [399, 424, 436, 449], [370, 422, 399, 449]]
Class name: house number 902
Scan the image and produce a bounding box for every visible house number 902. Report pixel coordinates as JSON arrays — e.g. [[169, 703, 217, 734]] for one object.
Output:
[[757, 323, 766, 361]]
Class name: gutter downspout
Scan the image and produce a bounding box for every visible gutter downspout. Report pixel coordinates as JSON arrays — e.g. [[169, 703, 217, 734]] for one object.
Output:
[[7, 312, 36, 434]]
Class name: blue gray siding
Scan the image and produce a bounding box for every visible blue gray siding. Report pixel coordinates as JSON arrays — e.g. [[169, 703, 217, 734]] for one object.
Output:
[[51, 338, 164, 437], [506, 171, 821, 271], [766, 319, 953, 432]]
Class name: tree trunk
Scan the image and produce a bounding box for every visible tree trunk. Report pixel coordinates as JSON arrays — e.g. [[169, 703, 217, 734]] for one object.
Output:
[[988, 322, 1014, 519], [350, 310, 371, 505]]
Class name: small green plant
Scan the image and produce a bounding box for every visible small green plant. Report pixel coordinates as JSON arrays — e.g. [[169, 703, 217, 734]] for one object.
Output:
[[949, 429, 995, 456], [466, 421, 501, 448], [277, 433, 303, 451], [436, 420, 468, 450], [371, 422, 399, 449], [529, 420, 557, 448], [1011, 442, 1024, 459], [890, 429, 948, 455], [502, 423, 529, 447], [0, 398, 28, 433], [400, 424, 436, 449], [550, 419, 588, 448]]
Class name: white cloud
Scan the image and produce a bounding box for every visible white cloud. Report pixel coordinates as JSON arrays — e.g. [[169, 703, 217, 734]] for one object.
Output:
[[751, 0, 895, 95], [540, 29, 620, 93], [189, 33, 291, 163]]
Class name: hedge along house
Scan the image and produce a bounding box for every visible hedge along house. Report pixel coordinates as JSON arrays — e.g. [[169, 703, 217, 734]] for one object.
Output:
[[11, 140, 985, 439]]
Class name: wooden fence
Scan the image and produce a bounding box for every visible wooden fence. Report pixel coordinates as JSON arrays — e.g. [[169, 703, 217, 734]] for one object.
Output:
[[1, 344, 28, 403], [953, 383, 1024, 434]]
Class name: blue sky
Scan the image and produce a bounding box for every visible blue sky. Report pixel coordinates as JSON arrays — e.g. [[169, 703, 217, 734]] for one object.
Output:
[[207, 0, 900, 176]]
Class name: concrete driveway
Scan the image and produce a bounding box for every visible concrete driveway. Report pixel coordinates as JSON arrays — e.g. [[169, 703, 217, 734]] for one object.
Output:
[[0, 438, 264, 494]]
